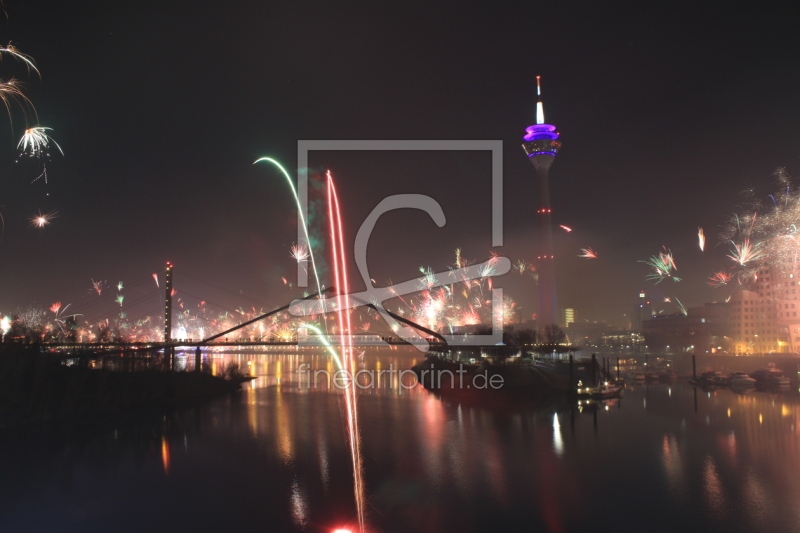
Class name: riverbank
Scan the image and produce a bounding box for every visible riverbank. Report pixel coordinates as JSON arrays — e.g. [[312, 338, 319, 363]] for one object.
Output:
[[0, 346, 246, 429]]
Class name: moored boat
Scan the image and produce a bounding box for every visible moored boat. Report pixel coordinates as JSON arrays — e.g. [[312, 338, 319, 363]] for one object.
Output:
[[751, 363, 790, 385], [730, 382, 756, 394], [701, 371, 729, 386], [769, 375, 790, 386], [729, 371, 756, 386], [575, 381, 622, 399]]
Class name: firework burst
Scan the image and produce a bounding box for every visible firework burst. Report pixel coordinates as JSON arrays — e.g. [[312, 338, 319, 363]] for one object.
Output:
[[17, 127, 63, 186], [0, 80, 33, 124], [727, 238, 765, 266], [0, 44, 39, 75], [29, 209, 57, 228], [578, 247, 597, 259], [640, 247, 681, 284], [419, 266, 437, 289], [708, 173, 800, 303], [90, 279, 106, 296], [17, 126, 63, 159], [708, 270, 734, 287], [478, 255, 502, 279], [290, 243, 309, 264], [0, 44, 39, 126]]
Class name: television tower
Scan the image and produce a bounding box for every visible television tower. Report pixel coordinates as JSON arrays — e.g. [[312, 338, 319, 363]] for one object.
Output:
[[522, 76, 561, 331]]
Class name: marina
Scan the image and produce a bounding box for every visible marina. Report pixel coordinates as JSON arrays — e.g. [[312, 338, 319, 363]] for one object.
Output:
[[4, 347, 800, 532]]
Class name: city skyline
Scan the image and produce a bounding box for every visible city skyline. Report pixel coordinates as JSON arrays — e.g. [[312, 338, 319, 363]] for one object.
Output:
[[2, 2, 800, 330]]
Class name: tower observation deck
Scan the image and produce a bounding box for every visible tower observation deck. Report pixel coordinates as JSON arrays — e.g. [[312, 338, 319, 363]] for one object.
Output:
[[521, 76, 561, 331]]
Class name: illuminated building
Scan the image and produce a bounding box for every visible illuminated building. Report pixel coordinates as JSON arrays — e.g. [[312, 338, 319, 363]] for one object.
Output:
[[642, 303, 730, 354], [639, 247, 800, 355], [561, 307, 575, 328], [631, 291, 654, 332], [599, 331, 646, 353], [566, 320, 619, 349], [522, 76, 561, 331], [728, 257, 800, 354]]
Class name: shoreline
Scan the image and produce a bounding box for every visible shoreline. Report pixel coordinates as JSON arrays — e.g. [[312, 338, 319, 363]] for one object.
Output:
[[0, 346, 248, 429]]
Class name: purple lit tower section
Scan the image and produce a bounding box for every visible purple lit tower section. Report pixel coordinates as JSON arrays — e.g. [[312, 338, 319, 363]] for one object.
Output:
[[522, 76, 562, 331]]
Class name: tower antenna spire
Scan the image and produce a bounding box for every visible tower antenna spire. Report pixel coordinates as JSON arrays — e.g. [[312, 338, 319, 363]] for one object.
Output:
[[536, 75, 545, 124]]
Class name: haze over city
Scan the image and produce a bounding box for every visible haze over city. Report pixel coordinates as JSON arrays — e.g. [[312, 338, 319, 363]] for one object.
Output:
[[2, 2, 799, 329]]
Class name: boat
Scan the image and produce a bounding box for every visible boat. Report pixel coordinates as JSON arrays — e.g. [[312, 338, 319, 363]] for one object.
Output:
[[730, 382, 756, 394], [751, 363, 790, 385], [689, 371, 728, 386], [701, 371, 729, 385], [768, 374, 791, 386], [729, 371, 756, 386], [729, 372, 757, 393], [575, 381, 622, 399]]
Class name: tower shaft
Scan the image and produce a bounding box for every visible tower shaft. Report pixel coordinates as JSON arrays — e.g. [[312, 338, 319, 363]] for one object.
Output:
[[164, 262, 173, 342], [530, 155, 557, 329]]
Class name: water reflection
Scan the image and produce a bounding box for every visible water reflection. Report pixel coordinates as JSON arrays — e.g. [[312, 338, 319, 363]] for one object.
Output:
[[703, 455, 726, 520], [160, 432, 170, 476], [4, 349, 800, 532], [552, 413, 564, 457], [290, 477, 310, 528], [661, 434, 685, 499]]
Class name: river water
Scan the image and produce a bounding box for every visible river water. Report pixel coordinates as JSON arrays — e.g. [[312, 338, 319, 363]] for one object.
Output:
[[2, 347, 800, 532]]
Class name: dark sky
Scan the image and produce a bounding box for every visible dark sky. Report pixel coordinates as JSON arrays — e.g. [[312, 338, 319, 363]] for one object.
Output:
[[1, 1, 799, 328]]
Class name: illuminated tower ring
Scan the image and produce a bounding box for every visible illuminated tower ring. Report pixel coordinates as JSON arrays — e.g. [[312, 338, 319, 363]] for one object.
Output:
[[522, 76, 561, 331], [522, 124, 561, 158]]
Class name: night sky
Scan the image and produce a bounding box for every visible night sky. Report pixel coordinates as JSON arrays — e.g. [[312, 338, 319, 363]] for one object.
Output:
[[1, 2, 799, 328]]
